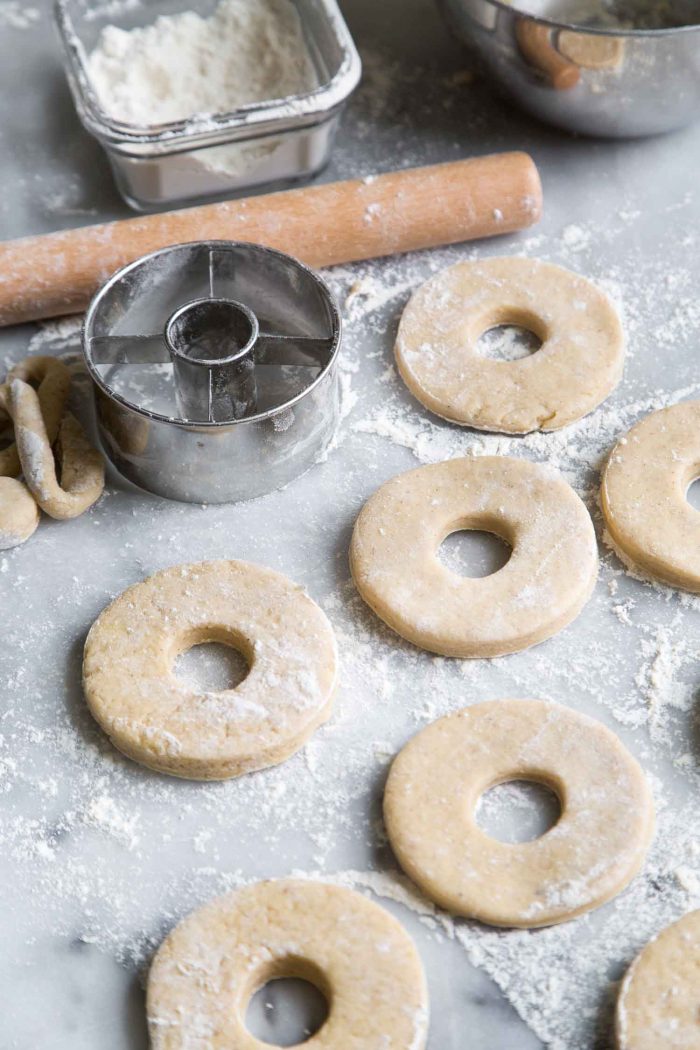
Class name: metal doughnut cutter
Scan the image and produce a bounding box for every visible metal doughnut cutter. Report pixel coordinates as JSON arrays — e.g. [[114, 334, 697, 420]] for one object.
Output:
[[83, 242, 341, 503]]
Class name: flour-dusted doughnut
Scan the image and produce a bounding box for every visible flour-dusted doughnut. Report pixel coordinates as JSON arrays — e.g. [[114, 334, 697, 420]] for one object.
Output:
[[395, 257, 624, 433], [83, 561, 338, 780], [0, 356, 71, 477], [147, 879, 429, 1050], [616, 910, 700, 1050], [0, 477, 39, 549], [349, 456, 598, 658], [384, 700, 654, 929], [8, 379, 104, 520], [601, 400, 700, 592]]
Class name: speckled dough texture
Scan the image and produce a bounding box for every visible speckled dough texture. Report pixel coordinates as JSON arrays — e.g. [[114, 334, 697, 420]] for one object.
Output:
[[558, 30, 625, 70], [8, 378, 104, 520], [616, 909, 700, 1049], [395, 257, 625, 433], [384, 700, 655, 928], [601, 400, 700, 592], [349, 455, 598, 658], [0, 476, 39, 549], [147, 879, 429, 1050], [83, 560, 338, 780], [0, 355, 71, 477]]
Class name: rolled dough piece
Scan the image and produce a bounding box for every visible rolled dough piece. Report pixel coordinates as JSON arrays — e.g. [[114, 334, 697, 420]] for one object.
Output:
[[0, 476, 39, 549], [0, 355, 71, 477], [616, 909, 700, 1050], [8, 378, 104, 520], [83, 560, 338, 780], [601, 400, 700, 592], [147, 879, 429, 1050], [349, 455, 598, 658], [395, 257, 624, 433], [384, 699, 654, 928]]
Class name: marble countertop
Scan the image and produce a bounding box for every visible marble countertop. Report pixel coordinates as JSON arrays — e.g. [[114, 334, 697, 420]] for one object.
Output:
[[3, 2, 700, 1048]]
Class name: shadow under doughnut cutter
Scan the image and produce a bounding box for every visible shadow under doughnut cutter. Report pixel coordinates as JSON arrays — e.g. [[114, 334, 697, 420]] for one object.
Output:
[[82, 241, 341, 503]]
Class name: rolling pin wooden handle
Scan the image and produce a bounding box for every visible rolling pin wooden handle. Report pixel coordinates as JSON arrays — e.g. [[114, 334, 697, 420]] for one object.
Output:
[[0, 152, 542, 327]]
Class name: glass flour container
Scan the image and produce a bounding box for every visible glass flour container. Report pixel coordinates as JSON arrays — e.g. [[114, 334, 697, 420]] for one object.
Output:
[[55, 0, 361, 210]]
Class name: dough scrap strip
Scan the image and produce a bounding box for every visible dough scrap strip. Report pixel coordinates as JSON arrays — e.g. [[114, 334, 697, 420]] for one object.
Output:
[[8, 378, 104, 519], [0, 355, 71, 477], [0, 354, 104, 544]]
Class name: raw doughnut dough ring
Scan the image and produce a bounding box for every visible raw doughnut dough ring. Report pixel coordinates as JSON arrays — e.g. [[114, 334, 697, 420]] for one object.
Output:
[[601, 400, 700, 592], [83, 560, 338, 780], [147, 879, 429, 1050], [395, 257, 625, 434], [384, 699, 654, 928], [349, 455, 598, 658], [0, 477, 39, 549], [616, 909, 700, 1050]]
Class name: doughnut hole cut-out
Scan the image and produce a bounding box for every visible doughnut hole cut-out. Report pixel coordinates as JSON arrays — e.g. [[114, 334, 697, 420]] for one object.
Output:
[[83, 560, 337, 780], [350, 456, 598, 658], [384, 700, 654, 928], [147, 880, 429, 1050], [395, 257, 624, 433]]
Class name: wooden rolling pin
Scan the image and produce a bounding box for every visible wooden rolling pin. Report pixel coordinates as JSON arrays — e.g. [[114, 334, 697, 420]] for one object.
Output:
[[0, 152, 541, 326]]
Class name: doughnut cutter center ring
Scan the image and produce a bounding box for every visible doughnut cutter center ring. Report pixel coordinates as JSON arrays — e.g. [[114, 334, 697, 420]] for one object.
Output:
[[83, 241, 341, 503]]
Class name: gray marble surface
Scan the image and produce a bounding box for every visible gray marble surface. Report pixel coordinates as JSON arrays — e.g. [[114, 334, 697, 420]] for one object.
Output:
[[3, 2, 700, 1049]]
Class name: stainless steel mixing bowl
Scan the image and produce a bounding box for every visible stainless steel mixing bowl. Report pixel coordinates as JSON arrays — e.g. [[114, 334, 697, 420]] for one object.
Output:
[[438, 0, 700, 136]]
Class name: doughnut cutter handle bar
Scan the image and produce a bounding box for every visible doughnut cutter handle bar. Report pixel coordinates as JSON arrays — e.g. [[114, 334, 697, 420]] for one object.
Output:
[[86, 256, 334, 424], [83, 241, 341, 503]]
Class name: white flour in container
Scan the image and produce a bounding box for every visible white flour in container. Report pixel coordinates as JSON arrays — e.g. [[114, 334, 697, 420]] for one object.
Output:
[[86, 0, 318, 180], [87, 0, 317, 125]]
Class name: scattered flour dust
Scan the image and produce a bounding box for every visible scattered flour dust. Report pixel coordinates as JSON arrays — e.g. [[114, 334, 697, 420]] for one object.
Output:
[[86, 0, 317, 126], [5, 36, 700, 1050], [634, 619, 699, 743], [0, 2, 40, 29], [320, 190, 700, 1045]]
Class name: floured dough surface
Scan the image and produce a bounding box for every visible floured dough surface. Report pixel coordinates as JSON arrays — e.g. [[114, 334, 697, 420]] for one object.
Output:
[[349, 455, 598, 658], [83, 560, 337, 780], [9, 378, 105, 520], [147, 878, 429, 1049], [384, 699, 655, 928], [616, 909, 700, 1050], [395, 257, 624, 433], [601, 400, 700, 592], [0, 476, 39, 549], [0, 354, 70, 478], [558, 29, 625, 69]]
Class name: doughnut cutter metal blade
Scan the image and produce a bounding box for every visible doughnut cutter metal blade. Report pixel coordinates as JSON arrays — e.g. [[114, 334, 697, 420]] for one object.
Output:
[[82, 242, 341, 503]]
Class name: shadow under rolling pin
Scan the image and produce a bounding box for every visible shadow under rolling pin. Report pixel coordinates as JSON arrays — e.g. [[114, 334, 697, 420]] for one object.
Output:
[[0, 153, 542, 327]]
